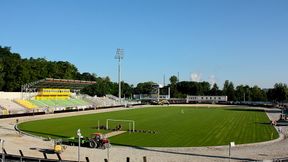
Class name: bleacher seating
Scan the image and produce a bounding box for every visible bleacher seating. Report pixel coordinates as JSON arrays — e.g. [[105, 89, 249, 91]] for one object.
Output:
[[35, 88, 71, 100], [11, 88, 93, 110], [0, 91, 137, 115], [0, 99, 27, 114], [15, 99, 38, 109], [29, 99, 49, 107], [27, 98, 91, 108], [80, 94, 135, 107]]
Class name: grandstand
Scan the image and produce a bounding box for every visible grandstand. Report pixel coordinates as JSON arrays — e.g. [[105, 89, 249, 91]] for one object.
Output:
[[0, 78, 137, 115], [0, 99, 27, 115], [13, 78, 97, 111], [81, 94, 124, 107]]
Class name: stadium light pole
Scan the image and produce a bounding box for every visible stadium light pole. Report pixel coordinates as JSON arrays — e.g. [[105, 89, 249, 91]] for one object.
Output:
[[115, 48, 124, 103]]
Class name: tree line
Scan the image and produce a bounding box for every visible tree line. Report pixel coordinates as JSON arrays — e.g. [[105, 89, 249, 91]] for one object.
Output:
[[0, 46, 287, 102], [0, 46, 132, 97], [169, 78, 287, 102]]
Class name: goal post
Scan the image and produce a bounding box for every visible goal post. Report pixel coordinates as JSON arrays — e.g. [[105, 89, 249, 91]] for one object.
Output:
[[106, 119, 135, 132]]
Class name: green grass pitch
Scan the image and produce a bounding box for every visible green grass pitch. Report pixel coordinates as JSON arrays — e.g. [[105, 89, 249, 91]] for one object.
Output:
[[18, 106, 278, 147]]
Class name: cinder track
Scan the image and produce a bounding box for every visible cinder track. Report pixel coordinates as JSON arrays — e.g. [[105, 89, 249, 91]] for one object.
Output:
[[0, 105, 287, 162]]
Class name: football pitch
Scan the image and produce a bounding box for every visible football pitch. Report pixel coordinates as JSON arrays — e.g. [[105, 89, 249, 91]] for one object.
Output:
[[18, 106, 278, 147]]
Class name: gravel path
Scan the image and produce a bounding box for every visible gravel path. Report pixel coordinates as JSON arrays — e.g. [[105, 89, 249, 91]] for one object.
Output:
[[1, 105, 288, 162]]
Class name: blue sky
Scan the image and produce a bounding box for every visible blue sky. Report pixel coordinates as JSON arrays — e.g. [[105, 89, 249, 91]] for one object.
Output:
[[1, 0, 287, 88]]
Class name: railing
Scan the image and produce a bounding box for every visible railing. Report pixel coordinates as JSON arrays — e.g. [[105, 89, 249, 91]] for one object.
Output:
[[0, 149, 75, 162], [0, 149, 148, 162]]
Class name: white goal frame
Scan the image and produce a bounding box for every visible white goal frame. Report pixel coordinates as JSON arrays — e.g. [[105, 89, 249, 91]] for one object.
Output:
[[106, 119, 135, 132]]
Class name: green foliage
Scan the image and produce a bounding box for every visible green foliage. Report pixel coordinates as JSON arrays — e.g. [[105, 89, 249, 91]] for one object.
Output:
[[0, 46, 133, 97], [169, 75, 178, 85], [210, 83, 221, 95], [172, 81, 211, 97], [133, 81, 156, 94], [269, 83, 288, 102], [0, 46, 78, 91], [223, 80, 235, 101], [18, 106, 278, 147], [169, 76, 178, 98], [250, 86, 267, 101], [121, 82, 134, 98]]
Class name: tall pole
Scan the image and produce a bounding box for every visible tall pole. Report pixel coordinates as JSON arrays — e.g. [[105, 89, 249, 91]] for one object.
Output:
[[115, 48, 124, 103], [163, 74, 166, 87], [157, 86, 160, 102], [1, 139, 4, 162], [77, 129, 81, 162], [229, 143, 231, 162]]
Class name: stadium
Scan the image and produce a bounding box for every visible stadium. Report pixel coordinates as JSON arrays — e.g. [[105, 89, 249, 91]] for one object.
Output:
[[1, 0, 288, 161], [0, 77, 288, 162]]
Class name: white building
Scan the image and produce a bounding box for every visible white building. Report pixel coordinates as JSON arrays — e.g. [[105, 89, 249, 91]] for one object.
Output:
[[186, 95, 228, 103]]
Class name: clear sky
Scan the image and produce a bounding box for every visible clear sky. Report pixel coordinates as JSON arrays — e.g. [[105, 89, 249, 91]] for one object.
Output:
[[1, 0, 287, 88]]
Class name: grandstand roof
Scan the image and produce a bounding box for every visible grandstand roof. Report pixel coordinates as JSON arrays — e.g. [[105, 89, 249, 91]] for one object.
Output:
[[22, 78, 96, 91]]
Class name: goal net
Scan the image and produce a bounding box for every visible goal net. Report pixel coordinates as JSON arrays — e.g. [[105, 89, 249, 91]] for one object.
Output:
[[106, 119, 135, 132]]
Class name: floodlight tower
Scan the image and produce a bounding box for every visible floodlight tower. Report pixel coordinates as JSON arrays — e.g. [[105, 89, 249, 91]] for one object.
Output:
[[115, 48, 124, 103]]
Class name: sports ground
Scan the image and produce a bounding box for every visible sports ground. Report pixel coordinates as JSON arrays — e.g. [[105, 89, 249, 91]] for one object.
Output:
[[18, 106, 278, 147], [1, 105, 287, 161]]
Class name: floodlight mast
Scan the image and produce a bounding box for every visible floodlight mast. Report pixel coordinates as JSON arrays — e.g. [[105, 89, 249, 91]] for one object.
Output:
[[115, 48, 124, 103]]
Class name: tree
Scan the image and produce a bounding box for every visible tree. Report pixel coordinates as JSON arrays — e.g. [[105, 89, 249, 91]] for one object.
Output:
[[250, 85, 267, 101], [223, 80, 235, 101], [1, 50, 21, 91], [169, 75, 178, 98], [235, 85, 244, 101], [267, 88, 275, 102], [272, 83, 288, 102], [210, 83, 221, 95], [133, 82, 156, 94], [169, 75, 178, 85], [81, 77, 115, 97], [121, 82, 134, 99], [199, 81, 210, 95]]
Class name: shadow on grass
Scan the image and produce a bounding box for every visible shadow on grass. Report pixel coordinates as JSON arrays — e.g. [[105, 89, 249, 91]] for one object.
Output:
[[225, 108, 264, 112], [265, 109, 282, 113], [225, 108, 282, 114], [255, 122, 271, 125]]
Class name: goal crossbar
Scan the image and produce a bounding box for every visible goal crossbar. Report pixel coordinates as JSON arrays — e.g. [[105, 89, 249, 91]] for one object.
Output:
[[106, 119, 135, 132]]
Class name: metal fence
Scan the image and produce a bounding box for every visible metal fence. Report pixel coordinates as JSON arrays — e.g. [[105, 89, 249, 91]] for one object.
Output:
[[0, 148, 149, 162]]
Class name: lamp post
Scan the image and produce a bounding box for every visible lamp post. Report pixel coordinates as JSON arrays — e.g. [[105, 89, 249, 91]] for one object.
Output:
[[0, 139, 4, 162], [115, 48, 124, 103], [229, 142, 235, 162], [77, 129, 82, 162]]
